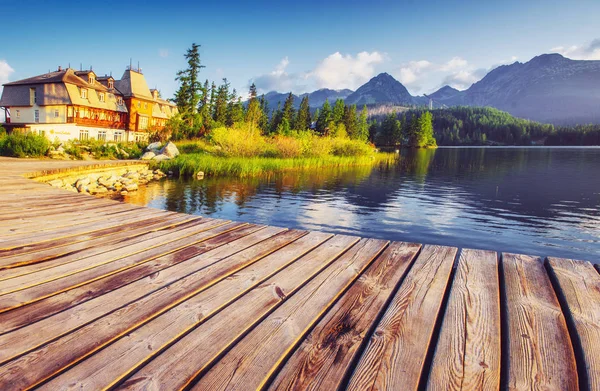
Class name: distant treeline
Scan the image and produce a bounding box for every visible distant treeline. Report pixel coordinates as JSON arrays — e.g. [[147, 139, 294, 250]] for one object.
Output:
[[545, 124, 600, 146], [368, 106, 600, 146]]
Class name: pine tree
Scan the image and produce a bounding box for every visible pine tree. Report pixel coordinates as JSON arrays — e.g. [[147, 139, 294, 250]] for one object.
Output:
[[246, 83, 263, 134], [316, 100, 332, 134], [258, 95, 269, 132], [295, 96, 311, 131], [357, 105, 369, 142], [198, 79, 212, 133], [226, 89, 244, 126], [174, 43, 205, 128], [213, 78, 229, 125], [281, 93, 295, 133], [269, 102, 283, 134], [343, 104, 358, 139], [332, 99, 345, 124]]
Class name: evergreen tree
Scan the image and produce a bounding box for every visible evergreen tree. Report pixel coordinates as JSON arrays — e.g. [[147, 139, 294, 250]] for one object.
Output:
[[332, 99, 345, 124], [357, 105, 369, 142], [174, 43, 205, 128], [198, 79, 212, 133], [295, 96, 311, 131], [269, 102, 283, 134], [316, 100, 332, 134], [343, 104, 358, 139], [245, 83, 263, 134], [258, 95, 269, 132], [281, 93, 296, 133], [226, 89, 244, 126], [379, 112, 402, 145], [213, 78, 230, 125]]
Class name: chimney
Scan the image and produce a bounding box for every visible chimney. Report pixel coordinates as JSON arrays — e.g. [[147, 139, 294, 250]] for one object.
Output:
[[58, 65, 62, 72]]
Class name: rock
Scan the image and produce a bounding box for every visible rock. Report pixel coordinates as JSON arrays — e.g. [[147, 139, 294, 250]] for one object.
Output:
[[159, 142, 180, 158], [48, 179, 63, 188], [147, 141, 162, 151], [168, 171, 173, 176], [153, 174, 162, 181], [124, 183, 138, 192], [140, 151, 156, 160], [56, 145, 65, 153], [89, 186, 108, 195], [119, 148, 130, 159], [154, 169, 166, 176], [196, 171, 205, 180], [120, 190, 128, 196], [75, 178, 90, 188], [152, 154, 171, 161]]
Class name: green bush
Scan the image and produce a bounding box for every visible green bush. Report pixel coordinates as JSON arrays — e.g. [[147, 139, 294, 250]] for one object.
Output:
[[0, 131, 49, 157]]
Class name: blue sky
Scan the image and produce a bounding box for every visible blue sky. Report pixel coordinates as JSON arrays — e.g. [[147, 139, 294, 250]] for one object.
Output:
[[1, 0, 599, 100]]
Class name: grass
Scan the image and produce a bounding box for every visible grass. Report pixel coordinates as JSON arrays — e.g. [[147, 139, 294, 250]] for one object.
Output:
[[156, 153, 396, 178]]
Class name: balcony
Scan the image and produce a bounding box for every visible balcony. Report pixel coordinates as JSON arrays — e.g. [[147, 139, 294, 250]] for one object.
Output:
[[67, 117, 126, 129]]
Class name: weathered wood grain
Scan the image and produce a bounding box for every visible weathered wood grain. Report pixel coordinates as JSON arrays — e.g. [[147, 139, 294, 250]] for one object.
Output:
[[0, 220, 238, 312], [426, 249, 501, 391], [347, 245, 458, 391], [0, 229, 307, 388], [39, 231, 327, 390], [268, 241, 421, 391], [502, 253, 578, 391], [118, 235, 360, 391], [547, 257, 600, 391]]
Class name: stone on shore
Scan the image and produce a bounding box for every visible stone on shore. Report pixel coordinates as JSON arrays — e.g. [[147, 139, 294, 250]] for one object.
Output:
[[159, 142, 180, 158], [152, 154, 171, 161], [141, 151, 156, 160]]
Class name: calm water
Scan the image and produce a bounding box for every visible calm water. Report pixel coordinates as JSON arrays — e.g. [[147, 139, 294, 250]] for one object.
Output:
[[126, 147, 600, 262]]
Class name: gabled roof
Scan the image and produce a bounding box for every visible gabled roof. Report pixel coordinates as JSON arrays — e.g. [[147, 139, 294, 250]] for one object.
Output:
[[3, 68, 108, 92]]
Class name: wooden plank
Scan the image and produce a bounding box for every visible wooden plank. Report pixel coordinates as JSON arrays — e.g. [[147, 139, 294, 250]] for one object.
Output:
[[0, 208, 170, 252], [0, 229, 311, 389], [0, 198, 118, 220], [0, 214, 197, 279], [502, 253, 578, 390], [117, 235, 360, 391], [426, 249, 501, 391], [547, 257, 600, 391], [190, 238, 388, 391], [266, 242, 420, 391], [347, 245, 458, 391], [39, 231, 327, 390], [0, 227, 292, 363], [0, 224, 270, 333], [0, 220, 238, 312]]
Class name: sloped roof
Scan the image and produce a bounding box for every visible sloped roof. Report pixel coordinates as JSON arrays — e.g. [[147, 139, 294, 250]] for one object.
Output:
[[3, 68, 109, 92], [114, 69, 153, 99]]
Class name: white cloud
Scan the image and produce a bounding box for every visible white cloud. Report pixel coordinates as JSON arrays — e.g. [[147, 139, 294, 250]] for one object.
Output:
[[310, 51, 385, 90], [251, 51, 385, 94], [0, 60, 14, 85], [394, 57, 482, 92], [158, 49, 169, 58], [551, 39, 600, 60]]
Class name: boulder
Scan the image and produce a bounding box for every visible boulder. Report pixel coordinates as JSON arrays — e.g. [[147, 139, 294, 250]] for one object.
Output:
[[152, 154, 171, 161], [146, 141, 162, 152], [159, 142, 179, 158], [196, 171, 205, 180], [75, 178, 91, 188], [124, 183, 138, 192], [48, 179, 63, 188], [140, 151, 156, 160]]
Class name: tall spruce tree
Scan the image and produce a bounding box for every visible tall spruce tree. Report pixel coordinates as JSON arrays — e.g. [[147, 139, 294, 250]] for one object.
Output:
[[226, 89, 244, 126], [343, 104, 358, 139], [281, 93, 296, 132], [213, 78, 230, 125], [174, 43, 205, 128], [357, 105, 369, 142], [295, 96, 311, 131], [316, 100, 332, 134], [332, 99, 345, 125], [258, 95, 269, 132], [246, 83, 263, 134]]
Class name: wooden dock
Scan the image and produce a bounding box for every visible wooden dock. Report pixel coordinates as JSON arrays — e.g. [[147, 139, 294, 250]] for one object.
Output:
[[0, 157, 598, 391]]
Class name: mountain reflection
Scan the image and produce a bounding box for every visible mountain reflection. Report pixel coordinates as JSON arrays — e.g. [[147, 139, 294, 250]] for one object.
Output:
[[126, 147, 600, 262]]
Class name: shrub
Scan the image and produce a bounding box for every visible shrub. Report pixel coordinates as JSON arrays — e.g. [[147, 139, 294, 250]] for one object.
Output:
[[210, 123, 268, 157], [268, 136, 302, 158], [0, 131, 49, 157], [330, 138, 373, 157]]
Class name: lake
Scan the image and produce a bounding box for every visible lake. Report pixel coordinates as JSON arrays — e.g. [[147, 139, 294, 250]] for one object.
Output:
[[125, 147, 600, 263]]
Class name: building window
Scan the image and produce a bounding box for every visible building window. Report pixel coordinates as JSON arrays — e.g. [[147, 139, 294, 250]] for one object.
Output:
[[79, 129, 89, 141], [117, 97, 123, 105], [144, 103, 147, 109], [139, 116, 149, 130], [81, 88, 88, 99], [108, 80, 114, 89], [30, 88, 37, 105], [137, 101, 141, 108], [15, 110, 20, 118], [34, 110, 40, 123], [89, 75, 95, 84], [98, 130, 107, 141], [54, 109, 60, 118], [99, 93, 105, 102], [114, 131, 123, 142]]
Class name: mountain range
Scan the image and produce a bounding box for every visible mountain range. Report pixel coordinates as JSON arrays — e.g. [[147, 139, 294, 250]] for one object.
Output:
[[261, 53, 600, 125]]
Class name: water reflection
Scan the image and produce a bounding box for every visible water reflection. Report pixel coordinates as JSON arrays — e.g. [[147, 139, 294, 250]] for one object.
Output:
[[127, 147, 600, 262]]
